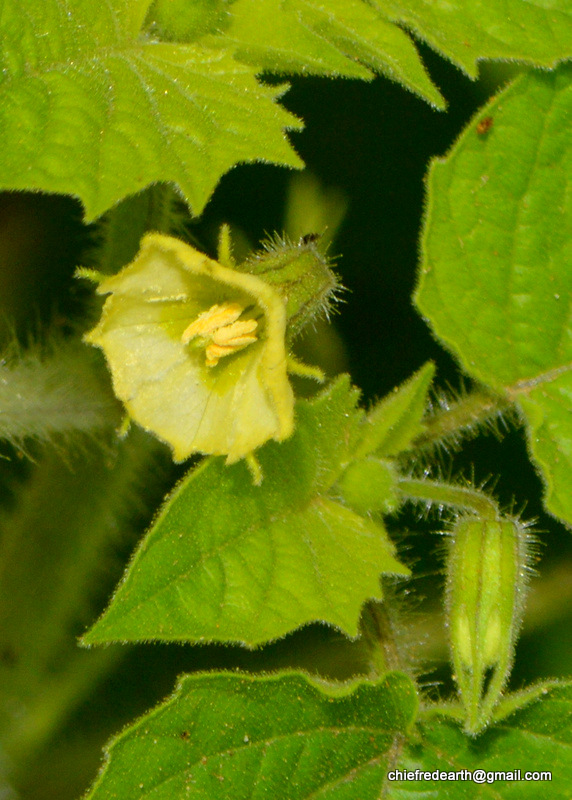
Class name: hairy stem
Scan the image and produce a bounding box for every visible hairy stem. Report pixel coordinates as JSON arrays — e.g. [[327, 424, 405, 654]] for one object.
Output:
[[0, 184, 183, 779], [361, 602, 402, 677], [0, 340, 121, 447], [397, 477, 499, 519], [411, 388, 511, 451]]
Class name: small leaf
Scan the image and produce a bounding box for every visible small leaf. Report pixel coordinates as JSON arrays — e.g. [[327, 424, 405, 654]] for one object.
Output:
[[0, 0, 302, 219], [389, 683, 572, 799], [82, 377, 409, 647], [377, 0, 572, 78], [416, 66, 572, 526], [355, 362, 435, 459], [85, 671, 419, 800]]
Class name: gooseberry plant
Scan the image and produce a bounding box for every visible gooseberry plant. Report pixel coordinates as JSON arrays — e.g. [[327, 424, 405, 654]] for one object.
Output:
[[1, 1, 572, 798]]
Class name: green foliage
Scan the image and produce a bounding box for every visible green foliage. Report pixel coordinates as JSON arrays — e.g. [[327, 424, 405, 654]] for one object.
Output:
[[86, 671, 418, 800], [399, 683, 572, 799], [204, 0, 445, 108], [147, 0, 227, 41], [0, 428, 164, 775], [3, 0, 571, 222], [83, 378, 409, 647], [417, 65, 572, 525], [0, 1, 571, 798], [0, 0, 302, 219], [355, 362, 436, 459], [377, 0, 572, 77], [82, 676, 572, 799]]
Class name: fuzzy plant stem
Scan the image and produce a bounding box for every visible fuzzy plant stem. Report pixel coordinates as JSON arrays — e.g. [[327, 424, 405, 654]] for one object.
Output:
[[0, 430, 166, 774], [0, 340, 122, 447], [411, 388, 511, 452], [397, 477, 500, 519], [360, 601, 402, 677]]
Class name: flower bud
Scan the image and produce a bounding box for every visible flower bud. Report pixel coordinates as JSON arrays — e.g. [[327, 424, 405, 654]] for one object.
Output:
[[240, 235, 339, 339], [337, 458, 399, 516], [446, 515, 532, 734]]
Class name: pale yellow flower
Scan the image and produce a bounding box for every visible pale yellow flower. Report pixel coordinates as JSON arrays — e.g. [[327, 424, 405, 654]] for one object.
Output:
[[85, 234, 294, 464]]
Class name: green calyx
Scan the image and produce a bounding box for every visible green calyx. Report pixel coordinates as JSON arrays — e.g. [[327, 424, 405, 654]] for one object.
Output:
[[446, 515, 532, 735], [240, 234, 340, 339]]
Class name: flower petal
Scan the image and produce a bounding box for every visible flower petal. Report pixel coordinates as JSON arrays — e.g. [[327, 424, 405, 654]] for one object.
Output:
[[85, 234, 294, 462]]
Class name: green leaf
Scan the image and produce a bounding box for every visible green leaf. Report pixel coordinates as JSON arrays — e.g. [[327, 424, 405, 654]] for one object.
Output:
[[389, 683, 572, 798], [82, 377, 409, 647], [355, 362, 435, 459], [416, 66, 572, 526], [518, 383, 572, 525], [376, 0, 572, 78], [0, 0, 302, 220], [85, 671, 419, 800], [207, 0, 444, 108], [146, 0, 227, 42]]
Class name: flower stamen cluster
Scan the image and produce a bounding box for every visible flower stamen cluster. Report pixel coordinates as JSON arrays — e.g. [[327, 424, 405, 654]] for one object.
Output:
[[181, 302, 258, 367]]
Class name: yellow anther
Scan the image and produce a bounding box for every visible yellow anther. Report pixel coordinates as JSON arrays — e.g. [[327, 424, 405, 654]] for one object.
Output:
[[211, 318, 258, 346], [205, 343, 238, 366], [182, 302, 258, 367], [181, 302, 243, 342]]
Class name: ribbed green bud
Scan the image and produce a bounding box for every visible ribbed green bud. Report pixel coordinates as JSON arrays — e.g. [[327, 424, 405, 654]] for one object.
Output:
[[240, 235, 340, 339], [446, 516, 531, 734]]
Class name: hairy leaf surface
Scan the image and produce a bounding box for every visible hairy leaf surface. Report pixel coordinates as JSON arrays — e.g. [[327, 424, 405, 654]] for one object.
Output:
[[355, 362, 435, 459], [83, 377, 409, 647], [86, 671, 418, 800], [387, 683, 572, 798], [377, 0, 572, 78], [207, 0, 444, 108], [0, 0, 302, 219], [417, 66, 572, 526]]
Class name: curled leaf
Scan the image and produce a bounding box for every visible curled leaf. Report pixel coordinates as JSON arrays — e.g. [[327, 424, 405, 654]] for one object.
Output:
[[84, 234, 294, 463]]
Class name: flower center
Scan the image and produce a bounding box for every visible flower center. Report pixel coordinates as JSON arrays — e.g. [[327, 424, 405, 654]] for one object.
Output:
[[181, 302, 258, 367]]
